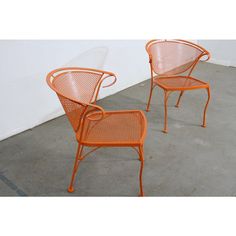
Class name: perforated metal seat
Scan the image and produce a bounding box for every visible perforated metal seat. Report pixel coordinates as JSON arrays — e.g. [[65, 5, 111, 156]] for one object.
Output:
[[146, 39, 211, 133], [78, 110, 146, 146], [154, 76, 208, 91], [46, 67, 147, 196]]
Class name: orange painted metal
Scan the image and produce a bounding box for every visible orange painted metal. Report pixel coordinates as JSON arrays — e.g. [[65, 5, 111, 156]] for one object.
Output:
[[46, 67, 147, 196], [145, 39, 211, 133]]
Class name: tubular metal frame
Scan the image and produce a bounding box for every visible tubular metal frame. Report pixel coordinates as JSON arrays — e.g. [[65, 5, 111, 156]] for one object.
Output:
[[46, 67, 147, 196], [145, 39, 211, 133]]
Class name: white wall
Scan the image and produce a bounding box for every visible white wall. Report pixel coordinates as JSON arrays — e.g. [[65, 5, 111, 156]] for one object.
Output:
[[0, 40, 149, 141], [199, 40, 236, 67]]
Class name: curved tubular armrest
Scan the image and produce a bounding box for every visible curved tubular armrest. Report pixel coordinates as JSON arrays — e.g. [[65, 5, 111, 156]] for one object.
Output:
[[85, 103, 106, 121], [92, 72, 117, 103], [200, 51, 211, 62], [78, 103, 106, 141], [101, 73, 117, 88], [63, 94, 106, 122]]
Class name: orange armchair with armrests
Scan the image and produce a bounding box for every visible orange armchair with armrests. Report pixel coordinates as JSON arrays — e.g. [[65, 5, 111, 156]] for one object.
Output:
[[46, 67, 147, 196]]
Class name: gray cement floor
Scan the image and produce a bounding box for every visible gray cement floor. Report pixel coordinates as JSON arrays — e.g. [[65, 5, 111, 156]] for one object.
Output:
[[1, 62, 236, 196]]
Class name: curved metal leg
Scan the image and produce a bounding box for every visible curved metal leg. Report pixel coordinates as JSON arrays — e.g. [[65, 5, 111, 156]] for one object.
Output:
[[68, 144, 83, 193], [175, 91, 184, 108], [163, 90, 169, 133], [146, 83, 154, 112], [138, 145, 144, 196], [202, 87, 211, 128]]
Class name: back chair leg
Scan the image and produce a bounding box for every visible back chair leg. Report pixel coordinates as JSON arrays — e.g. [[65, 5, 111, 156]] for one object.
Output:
[[175, 91, 184, 108], [68, 144, 83, 193], [138, 145, 144, 196], [146, 83, 154, 112], [163, 90, 169, 133], [202, 87, 211, 128]]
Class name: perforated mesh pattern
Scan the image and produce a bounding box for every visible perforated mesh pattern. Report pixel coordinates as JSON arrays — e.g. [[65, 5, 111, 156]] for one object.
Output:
[[53, 71, 103, 103], [78, 111, 146, 145], [149, 41, 203, 76], [57, 94, 85, 131], [155, 76, 208, 90], [53, 71, 103, 131]]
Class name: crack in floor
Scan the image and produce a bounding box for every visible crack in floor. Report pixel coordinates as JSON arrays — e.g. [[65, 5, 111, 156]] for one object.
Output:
[[0, 172, 27, 196]]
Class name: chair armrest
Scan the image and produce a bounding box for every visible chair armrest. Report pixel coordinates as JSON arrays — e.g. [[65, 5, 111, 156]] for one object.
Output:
[[92, 72, 117, 103], [200, 51, 211, 62]]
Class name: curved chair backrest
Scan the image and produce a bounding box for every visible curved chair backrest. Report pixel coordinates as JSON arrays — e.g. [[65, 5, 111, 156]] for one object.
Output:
[[46, 67, 116, 133], [146, 39, 210, 76]]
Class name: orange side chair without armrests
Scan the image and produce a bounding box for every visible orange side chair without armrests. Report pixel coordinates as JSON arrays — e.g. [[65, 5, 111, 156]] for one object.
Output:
[[46, 67, 147, 196], [145, 39, 211, 133]]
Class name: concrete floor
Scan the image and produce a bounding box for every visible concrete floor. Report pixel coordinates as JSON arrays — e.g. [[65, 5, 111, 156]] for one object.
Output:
[[1, 62, 236, 196]]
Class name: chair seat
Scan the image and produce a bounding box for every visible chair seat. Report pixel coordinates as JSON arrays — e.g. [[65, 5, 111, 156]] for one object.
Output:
[[76, 110, 147, 146], [154, 76, 209, 91]]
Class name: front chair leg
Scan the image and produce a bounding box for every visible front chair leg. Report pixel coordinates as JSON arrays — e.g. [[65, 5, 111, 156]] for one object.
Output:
[[175, 91, 184, 108], [138, 145, 144, 196], [68, 144, 83, 193], [146, 83, 154, 112], [202, 87, 211, 128], [163, 90, 170, 133]]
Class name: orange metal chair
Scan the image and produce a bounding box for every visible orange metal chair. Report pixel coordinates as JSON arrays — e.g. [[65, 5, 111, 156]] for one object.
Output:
[[46, 67, 147, 196], [146, 39, 211, 133]]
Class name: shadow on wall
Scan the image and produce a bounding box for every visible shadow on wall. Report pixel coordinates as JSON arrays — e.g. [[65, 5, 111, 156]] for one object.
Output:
[[44, 47, 110, 124], [63, 47, 109, 69]]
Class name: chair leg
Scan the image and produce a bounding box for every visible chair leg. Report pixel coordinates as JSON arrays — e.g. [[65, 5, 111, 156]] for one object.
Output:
[[138, 145, 144, 197], [202, 87, 211, 128], [68, 144, 83, 193], [175, 91, 184, 108], [163, 90, 169, 133], [146, 83, 154, 112]]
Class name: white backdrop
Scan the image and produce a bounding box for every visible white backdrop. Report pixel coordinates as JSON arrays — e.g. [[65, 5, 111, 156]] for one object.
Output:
[[0, 40, 149, 140]]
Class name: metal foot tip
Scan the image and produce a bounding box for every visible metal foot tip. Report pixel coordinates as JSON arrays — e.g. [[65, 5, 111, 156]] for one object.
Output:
[[67, 187, 74, 193]]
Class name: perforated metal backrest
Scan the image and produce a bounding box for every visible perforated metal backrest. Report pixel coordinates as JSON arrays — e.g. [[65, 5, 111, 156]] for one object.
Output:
[[146, 39, 210, 76], [46, 68, 116, 133]]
